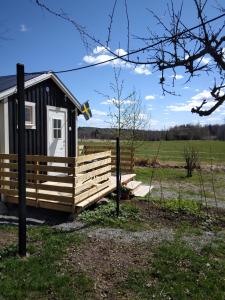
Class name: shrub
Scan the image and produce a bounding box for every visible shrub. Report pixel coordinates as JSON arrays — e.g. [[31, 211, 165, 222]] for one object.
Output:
[[183, 145, 199, 177]]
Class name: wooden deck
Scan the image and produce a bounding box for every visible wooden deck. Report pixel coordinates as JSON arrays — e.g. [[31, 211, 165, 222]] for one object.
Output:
[[0, 152, 135, 214], [36, 173, 136, 213]]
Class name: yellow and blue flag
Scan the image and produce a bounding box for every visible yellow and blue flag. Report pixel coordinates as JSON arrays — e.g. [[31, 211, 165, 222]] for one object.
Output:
[[81, 101, 92, 120]]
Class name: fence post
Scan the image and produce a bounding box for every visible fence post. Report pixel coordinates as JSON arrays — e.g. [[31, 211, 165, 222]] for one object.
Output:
[[35, 160, 39, 207], [72, 158, 76, 213], [0, 157, 2, 201], [17, 63, 27, 257], [116, 137, 121, 217]]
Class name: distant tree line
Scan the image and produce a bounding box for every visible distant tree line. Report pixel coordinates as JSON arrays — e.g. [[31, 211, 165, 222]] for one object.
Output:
[[78, 124, 225, 141]]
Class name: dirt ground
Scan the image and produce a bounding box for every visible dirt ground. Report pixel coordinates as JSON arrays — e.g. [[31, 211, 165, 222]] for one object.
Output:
[[60, 201, 225, 299], [1, 200, 225, 299], [0, 229, 17, 250]]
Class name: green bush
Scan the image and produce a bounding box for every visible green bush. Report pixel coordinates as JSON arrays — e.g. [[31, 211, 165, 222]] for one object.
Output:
[[78, 201, 139, 226], [153, 198, 202, 215]]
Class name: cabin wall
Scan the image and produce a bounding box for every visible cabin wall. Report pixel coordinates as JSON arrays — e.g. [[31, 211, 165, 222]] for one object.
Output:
[[8, 78, 77, 157]]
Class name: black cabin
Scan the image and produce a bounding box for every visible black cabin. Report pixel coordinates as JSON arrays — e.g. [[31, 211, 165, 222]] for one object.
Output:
[[0, 72, 82, 158]]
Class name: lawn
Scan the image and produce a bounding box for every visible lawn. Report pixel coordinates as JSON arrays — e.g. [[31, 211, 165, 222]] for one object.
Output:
[[134, 140, 225, 163], [81, 139, 225, 164], [1, 200, 225, 300], [135, 166, 225, 206]]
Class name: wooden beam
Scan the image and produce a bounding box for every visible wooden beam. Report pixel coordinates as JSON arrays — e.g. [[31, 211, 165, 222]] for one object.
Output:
[[76, 151, 111, 164]]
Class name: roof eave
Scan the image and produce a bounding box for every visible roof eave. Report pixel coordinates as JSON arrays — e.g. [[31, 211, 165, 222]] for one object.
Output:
[[0, 73, 82, 113]]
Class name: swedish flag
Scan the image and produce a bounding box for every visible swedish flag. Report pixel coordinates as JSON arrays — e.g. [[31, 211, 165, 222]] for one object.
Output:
[[81, 101, 92, 120]]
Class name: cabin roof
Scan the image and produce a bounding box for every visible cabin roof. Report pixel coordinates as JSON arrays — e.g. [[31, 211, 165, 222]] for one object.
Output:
[[0, 72, 82, 113]]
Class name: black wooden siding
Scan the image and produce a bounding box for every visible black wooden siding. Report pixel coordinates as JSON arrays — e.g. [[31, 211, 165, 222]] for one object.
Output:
[[8, 78, 77, 157]]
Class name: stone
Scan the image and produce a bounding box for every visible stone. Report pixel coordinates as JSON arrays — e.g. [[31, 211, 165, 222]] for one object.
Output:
[[97, 198, 110, 206]]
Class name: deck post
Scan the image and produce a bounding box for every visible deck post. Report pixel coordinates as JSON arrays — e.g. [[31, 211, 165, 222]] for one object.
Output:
[[116, 137, 121, 217], [0, 157, 2, 201], [72, 157, 76, 213], [35, 160, 39, 207], [17, 63, 27, 257]]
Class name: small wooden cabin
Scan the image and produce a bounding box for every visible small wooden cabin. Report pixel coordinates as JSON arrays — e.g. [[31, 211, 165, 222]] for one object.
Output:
[[0, 72, 82, 158], [0, 73, 140, 213]]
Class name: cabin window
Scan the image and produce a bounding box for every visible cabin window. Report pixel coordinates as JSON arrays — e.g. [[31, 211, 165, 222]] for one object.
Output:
[[53, 119, 62, 139], [25, 102, 36, 129]]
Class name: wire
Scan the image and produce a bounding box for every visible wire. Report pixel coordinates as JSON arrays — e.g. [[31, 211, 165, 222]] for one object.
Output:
[[25, 12, 225, 75]]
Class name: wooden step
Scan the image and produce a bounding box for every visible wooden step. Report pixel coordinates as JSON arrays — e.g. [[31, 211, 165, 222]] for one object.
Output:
[[75, 184, 115, 212], [132, 184, 154, 197], [75, 173, 136, 212], [126, 180, 142, 191]]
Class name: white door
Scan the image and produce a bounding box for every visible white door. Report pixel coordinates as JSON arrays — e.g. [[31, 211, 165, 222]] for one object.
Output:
[[47, 106, 67, 159]]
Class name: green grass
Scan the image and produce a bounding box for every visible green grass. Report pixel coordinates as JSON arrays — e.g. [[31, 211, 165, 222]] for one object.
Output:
[[135, 166, 225, 188], [154, 198, 202, 215], [81, 139, 225, 163], [1, 215, 225, 299], [135, 166, 217, 184], [78, 201, 147, 231], [124, 239, 225, 299], [134, 140, 225, 163], [0, 227, 94, 300]]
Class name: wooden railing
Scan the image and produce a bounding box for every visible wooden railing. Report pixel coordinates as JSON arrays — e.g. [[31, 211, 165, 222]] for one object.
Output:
[[0, 151, 111, 213], [74, 151, 111, 206], [80, 144, 134, 173]]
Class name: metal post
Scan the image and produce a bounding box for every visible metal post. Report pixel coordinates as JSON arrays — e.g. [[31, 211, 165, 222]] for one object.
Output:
[[116, 137, 121, 217], [17, 63, 26, 257]]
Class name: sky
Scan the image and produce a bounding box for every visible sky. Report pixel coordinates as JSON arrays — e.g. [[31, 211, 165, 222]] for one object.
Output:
[[1, 0, 225, 130]]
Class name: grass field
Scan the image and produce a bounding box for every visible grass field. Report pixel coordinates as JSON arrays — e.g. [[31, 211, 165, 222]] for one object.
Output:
[[134, 140, 225, 163], [81, 139, 225, 164], [135, 167, 225, 206], [1, 202, 225, 299]]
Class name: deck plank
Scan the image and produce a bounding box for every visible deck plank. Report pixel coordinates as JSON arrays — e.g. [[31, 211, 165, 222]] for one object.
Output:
[[75, 173, 136, 211]]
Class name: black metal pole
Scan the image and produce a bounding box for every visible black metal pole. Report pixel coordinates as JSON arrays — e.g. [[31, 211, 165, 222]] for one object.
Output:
[[116, 137, 121, 217], [17, 63, 26, 257]]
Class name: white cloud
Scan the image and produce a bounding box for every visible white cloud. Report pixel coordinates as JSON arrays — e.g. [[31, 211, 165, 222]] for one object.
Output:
[[183, 86, 190, 89], [83, 47, 151, 75], [131, 113, 149, 121], [20, 24, 28, 32], [83, 53, 112, 65], [145, 95, 155, 100], [78, 116, 106, 128], [170, 74, 184, 80], [167, 89, 225, 112], [197, 56, 211, 64], [114, 48, 127, 56], [167, 99, 212, 112], [92, 109, 107, 116], [134, 65, 151, 75], [191, 89, 212, 101], [93, 46, 109, 54], [150, 119, 159, 129], [101, 98, 133, 105]]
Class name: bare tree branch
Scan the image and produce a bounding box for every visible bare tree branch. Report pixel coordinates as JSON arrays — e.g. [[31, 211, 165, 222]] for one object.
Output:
[[35, 0, 225, 116]]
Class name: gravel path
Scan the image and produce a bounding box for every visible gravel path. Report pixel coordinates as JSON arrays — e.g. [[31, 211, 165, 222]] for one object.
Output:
[[85, 227, 174, 244], [54, 221, 174, 243]]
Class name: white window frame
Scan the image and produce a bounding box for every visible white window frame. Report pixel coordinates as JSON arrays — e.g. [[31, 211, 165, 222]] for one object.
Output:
[[25, 101, 36, 129], [52, 118, 62, 139]]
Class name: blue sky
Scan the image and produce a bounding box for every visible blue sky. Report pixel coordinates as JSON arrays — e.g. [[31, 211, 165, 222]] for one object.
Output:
[[1, 0, 225, 130]]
